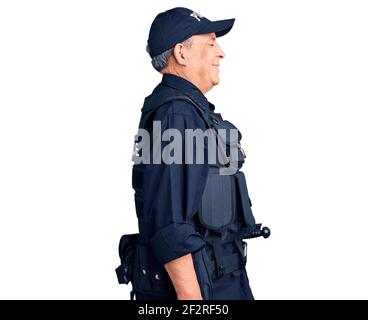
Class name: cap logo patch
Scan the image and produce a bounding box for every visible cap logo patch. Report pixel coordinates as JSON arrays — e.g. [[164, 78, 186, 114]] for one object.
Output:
[[190, 11, 203, 22]]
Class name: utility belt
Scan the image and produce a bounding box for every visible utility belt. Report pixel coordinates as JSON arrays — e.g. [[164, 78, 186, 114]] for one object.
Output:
[[206, 238, 248, 279], [115, 233, 249, 300], [115, 234, 177, 300]]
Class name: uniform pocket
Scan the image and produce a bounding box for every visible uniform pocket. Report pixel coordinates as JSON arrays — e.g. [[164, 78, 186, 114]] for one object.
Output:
[[199, 173, 236, 230]]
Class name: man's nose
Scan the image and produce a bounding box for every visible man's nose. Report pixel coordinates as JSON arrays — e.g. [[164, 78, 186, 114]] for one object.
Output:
[[217, 44, 225, 58]]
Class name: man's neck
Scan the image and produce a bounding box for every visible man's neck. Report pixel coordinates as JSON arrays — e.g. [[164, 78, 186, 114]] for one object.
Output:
[[161, 69, 210, 95]]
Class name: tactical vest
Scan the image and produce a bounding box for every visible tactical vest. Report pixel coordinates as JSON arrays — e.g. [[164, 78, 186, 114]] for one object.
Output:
[[116, 87, 270, 300]]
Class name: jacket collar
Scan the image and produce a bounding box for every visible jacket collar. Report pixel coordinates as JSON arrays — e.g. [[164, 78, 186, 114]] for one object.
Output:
[[160, 73, 215, 112]]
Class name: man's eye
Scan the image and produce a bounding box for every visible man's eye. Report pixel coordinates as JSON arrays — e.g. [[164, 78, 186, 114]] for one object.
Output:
[[209, 44, 215, 47]]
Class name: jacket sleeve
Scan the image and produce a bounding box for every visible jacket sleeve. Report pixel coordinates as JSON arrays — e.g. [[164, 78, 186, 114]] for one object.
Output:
[[142, 105, 209, 265]]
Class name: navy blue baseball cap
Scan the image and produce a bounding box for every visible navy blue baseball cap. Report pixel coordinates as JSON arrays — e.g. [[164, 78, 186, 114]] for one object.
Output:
[[147, 7, 235, 58]]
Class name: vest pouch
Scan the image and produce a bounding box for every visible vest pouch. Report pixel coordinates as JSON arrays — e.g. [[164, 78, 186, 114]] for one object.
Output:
[[192, 247, 213, 300], [199, 173, 236, 230], [215, 120, 240, 146], [234, 172, 256, 228], [216, 120, 244, 167], [115, 233, 139, 285]]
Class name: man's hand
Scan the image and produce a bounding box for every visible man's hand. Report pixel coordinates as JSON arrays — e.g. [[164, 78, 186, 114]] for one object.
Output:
[[164, 253, 203, 300]]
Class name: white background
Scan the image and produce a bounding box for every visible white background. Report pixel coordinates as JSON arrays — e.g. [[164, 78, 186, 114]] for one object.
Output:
[[0, 0, 367, 299]]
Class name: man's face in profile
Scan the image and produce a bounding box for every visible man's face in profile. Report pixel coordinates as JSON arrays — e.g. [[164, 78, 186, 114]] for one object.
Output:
[[185, 32, 226, 92]]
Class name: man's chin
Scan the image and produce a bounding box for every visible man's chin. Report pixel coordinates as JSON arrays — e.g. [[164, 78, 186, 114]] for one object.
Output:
[[212, 78, 220, 86]]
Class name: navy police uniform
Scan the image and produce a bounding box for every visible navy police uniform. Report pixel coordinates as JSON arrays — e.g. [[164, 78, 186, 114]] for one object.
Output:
[[115, 7, 269, 300], [132, 74, 255, 300]]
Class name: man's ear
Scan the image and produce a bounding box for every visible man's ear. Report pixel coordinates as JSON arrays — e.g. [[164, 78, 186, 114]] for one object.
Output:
[[172, 43, 188, 66]]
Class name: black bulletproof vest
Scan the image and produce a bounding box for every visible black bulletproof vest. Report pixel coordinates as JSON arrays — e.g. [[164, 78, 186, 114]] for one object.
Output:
[[132, 86, 257, 238]]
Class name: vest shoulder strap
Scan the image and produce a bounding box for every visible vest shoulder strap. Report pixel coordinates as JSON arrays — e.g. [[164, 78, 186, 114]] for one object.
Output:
[[139, 89, 212, 130]]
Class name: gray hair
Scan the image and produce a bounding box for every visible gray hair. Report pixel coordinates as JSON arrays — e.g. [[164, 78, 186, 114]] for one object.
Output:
[[147, 45, 173, 72], [147, 38, 193, 72]]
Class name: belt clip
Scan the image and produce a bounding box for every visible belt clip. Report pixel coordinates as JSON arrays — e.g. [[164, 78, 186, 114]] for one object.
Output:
[[234, 239, 247, 266], [212, 241, 225, 278], [217, 265, 225, 277]]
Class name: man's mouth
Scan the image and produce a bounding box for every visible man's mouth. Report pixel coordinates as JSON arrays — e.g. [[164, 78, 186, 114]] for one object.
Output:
[[212, 64, 220, 69]]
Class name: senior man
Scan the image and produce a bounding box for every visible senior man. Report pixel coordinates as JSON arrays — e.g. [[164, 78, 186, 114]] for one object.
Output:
[[129, 7, 262, 300]]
